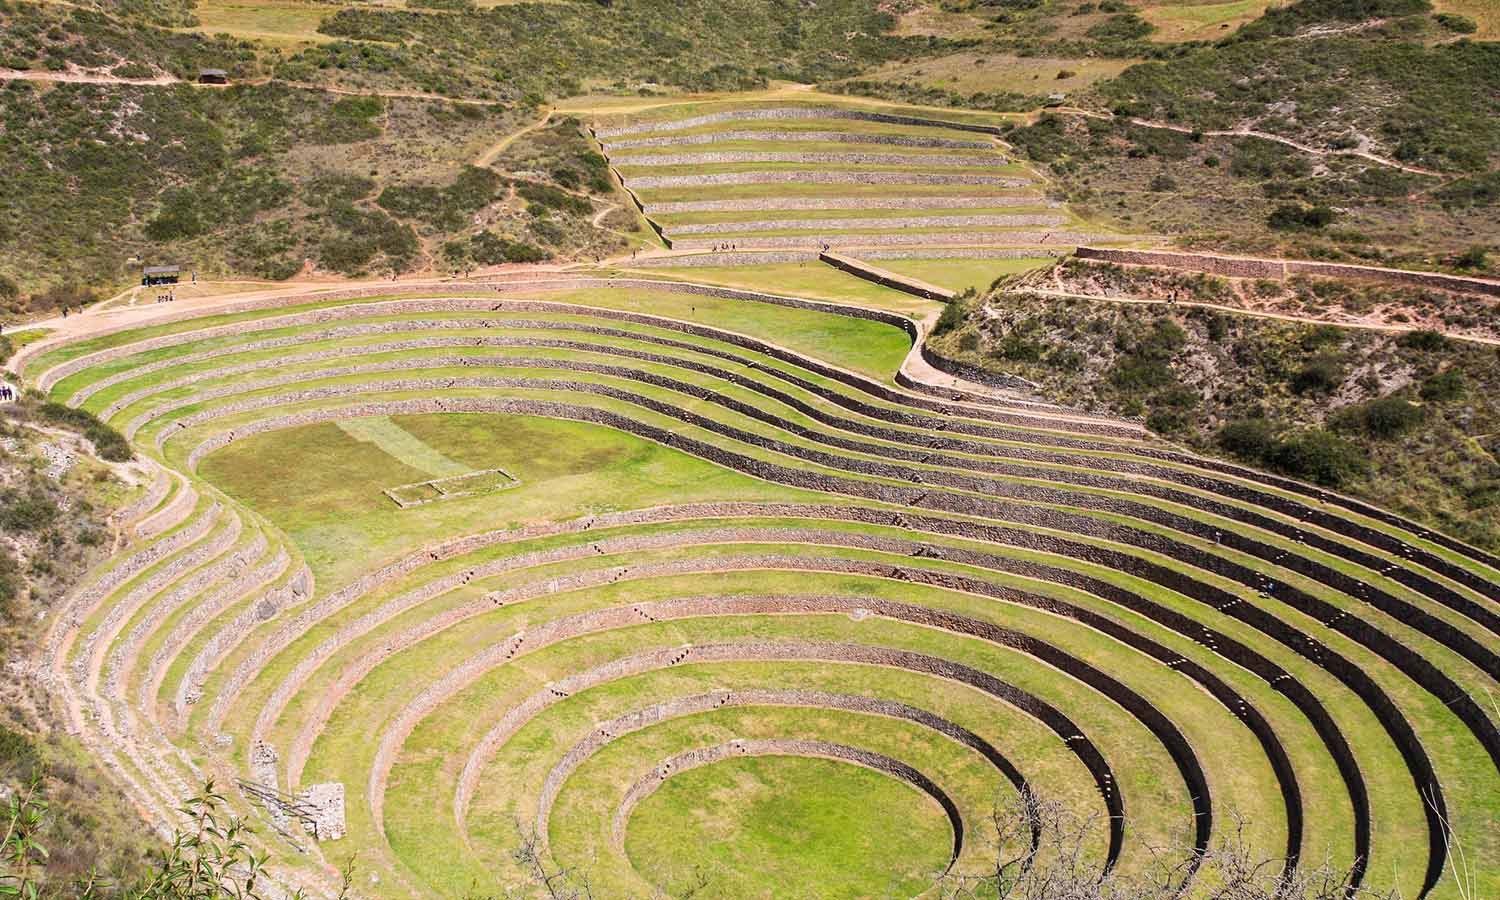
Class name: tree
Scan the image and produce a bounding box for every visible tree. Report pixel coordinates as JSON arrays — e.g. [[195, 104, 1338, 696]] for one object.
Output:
[[937, 789, 1394, 900], [2, 779, 351, 900]]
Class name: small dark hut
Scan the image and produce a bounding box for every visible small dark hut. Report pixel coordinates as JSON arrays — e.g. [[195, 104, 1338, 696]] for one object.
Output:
[[142, 265, 181, 286]]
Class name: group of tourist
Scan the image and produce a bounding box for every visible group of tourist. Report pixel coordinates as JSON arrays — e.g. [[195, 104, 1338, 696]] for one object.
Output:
[[0, 382, 16, 403], [711, 243, 739, 252]]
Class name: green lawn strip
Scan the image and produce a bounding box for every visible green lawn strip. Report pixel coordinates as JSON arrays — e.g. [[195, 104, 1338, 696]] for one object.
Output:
[[101, 515, 273, 703], [25, 295, 427, 380], [558, 710, 993, 897], [601, 116, 1001, 143], [334, 416, 470, 479], [137, 358, 1500, 639], [141, 521, 286, 714], [67, 313, 874, 416], [625, 264, 940, 314], [657, 224, 1082, 240], [519, 286, 915, 381], [635, 181, 1043, 204], [69, 495, 225, 649], [611, 138, 1004, 158], [872, 257, 1058, 293], [63, 300, 1499, 593], [614, 160, 1030, 179], [622, 753, 952, 899], [308, 614, 1193, 891], [323, 532, 1347, 848], [596, 98, 1012, 130], [653, 206, 1060, 227]]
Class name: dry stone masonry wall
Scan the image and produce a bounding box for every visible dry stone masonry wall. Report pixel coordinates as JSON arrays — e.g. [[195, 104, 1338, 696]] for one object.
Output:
[[1075, 247, 1500, 297], [38, 277, 1500, 898]]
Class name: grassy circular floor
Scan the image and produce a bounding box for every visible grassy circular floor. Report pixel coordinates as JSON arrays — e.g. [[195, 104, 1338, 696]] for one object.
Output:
[[622, 753, 953, 899]]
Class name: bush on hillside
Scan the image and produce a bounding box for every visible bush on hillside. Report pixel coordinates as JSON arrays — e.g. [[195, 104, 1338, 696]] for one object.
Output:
[[1218, 419, 1367, 486], [933, 301, 966, 336], [1268, 204, 1336, 231], [36, 403, 132, 461], [1331, 395, 1424, 438]]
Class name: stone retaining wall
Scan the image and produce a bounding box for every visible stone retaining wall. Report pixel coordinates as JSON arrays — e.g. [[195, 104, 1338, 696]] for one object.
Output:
[[613, 150, 1005, 168], [610, 737, 965, 859], [644, 195, 1055, 214], [593, 106, 1005, 139], [820, 253, 954, 301], [133, 325, 1492, 625], [143, 477, 1350, 870], [605, 130, 993, 150], [106, 306, 1495, 632], [178, 392, 1480, 868], [668, 213, 1067, 236], [671, 231, 1108, 251], [629, 250, 823, 267], [536, 687, 1028, 856], [627, 171, 1029, 189], [627, 247, 1063, 268], [140, 538, 279, 710], [41, 278, 1500, 578], [1075, 247, 1500, 297]]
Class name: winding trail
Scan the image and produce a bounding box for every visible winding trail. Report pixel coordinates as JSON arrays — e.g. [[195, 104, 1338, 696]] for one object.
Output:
[[1046, 107, 1448, 179]]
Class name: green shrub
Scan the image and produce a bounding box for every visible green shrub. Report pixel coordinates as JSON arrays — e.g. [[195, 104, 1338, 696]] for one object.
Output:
[[1217, 418, 1279, 463], [36, 402, 132, 461], [517, 182, 591, 216], [0, 484, 58, 532], [933, 301, 966, 336], [1268, 204, 1335, 231], [1085, 12, 1153, 41], [1434, 12, 1477, 32], [1290, 353, 1344, 394], [1331, 396, 1424, 438], [993, 330, 1044, 362], [1420, 369, 1466, 402], [1266, 427, 1368, 486], [1398, 329, 1448, 351]]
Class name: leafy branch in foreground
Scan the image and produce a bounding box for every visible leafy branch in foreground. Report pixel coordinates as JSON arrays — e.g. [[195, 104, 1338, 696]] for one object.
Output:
[[2, 779, 351, 900]]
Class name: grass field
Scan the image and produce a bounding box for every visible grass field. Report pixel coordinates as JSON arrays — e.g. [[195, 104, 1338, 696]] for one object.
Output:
[[27, 279, 1500, 900], [1434, 0, 1500, 37], [854, 52, 1140, 98], [188, 0, 338, 47], [1138, 0, 1274, 41], [870, 256, 1055, 294]]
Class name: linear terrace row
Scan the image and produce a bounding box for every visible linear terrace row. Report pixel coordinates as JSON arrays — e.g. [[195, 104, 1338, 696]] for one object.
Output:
[[27, 282, 1500, 899], [589, 103, 1126, 259]]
